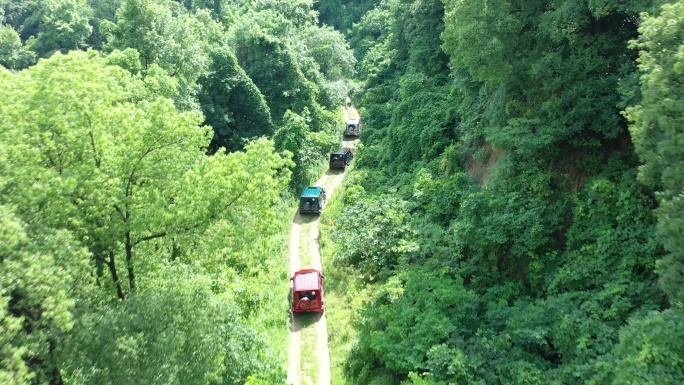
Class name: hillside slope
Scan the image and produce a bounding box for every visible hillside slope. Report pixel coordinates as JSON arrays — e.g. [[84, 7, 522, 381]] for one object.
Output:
[[317, 0, 684, 384]]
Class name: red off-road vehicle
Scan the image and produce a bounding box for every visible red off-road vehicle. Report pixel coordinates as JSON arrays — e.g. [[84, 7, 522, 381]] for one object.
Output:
[[291, 269, 325, 313]]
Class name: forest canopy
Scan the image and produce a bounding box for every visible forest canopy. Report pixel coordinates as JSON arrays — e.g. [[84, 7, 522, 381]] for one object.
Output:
[[0, 0, 354, 383], [2, 0, 684, 384], [0, 49, 291, 384], [315, 0, 684, 384]]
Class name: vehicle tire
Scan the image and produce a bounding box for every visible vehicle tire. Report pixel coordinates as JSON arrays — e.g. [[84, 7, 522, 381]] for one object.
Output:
[[299, 298, 312, 310]]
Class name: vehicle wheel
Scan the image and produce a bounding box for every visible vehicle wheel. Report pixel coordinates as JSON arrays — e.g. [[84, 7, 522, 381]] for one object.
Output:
[[299, 298, 311, 311]]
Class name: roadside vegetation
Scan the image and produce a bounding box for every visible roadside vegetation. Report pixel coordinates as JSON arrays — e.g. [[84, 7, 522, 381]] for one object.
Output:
[[319, 162, 372, 385], [317, 0, 684, 384]]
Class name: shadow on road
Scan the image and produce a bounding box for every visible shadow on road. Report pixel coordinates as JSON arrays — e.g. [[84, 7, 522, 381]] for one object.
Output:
[[324, 168, 344, 176], [293, 212, 304, 225], [293, 213, 318, 225], [291, 316, 302, 333], [297, 312, 323, 328], [301, 214, 318, 224], [289, 308, 323, 333]]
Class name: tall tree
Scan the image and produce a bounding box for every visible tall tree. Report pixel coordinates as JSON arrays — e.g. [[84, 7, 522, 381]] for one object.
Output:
[[627, 0, 684, 307], [0, 24, 35, 69], [59, 266, 286, 385], [103, 0, 215, 110], [198, 47, 273, 153], [325, 0, 673, 383], [0, 51, 292, 301], [0, 203, 91, 384], [28, 0, 93, 57], [231, 13, 318, 120]]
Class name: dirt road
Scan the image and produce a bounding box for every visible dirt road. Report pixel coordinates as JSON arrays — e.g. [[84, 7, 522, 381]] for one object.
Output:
[[287, 105, 359, 385]]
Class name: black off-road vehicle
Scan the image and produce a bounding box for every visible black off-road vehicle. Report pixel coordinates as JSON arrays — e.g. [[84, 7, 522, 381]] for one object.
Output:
[[329, 148, 353, 170]]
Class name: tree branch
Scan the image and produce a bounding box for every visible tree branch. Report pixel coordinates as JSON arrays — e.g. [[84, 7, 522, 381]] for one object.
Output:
[[133, 231, 167, 246], [225, 190, 246, 209], [124, 136, 169, 198], [125, 169, 136, 197], [89, 131, 101, 168], [113, 204, 127, 222], [93, 251, 109, 263]]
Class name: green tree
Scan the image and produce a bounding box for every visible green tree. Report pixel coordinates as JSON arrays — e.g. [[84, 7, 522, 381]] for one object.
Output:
[[198, 46, 273, 152], [0, 203, 91, 384], [441, 0, 520, 85], [88, 0, 122, 21], [293, 24, 356, 108], [86, 0, 123, 50], [316, 0, 377, 36], [231, 14, 318, 120], [60, 265, 286, 385], [103, 0, 173, 70], [1, 49, 292, 382], [190, 0, 238, 23], [273, 109, 337, 188], [627, 0, 684, 306], [251, 0, 318, 27], [346, 268, 479, 383], [0, 51, 292, 301], [298, 25, 356, 81], [321, 0, 674, 383], [0, 24, 35, 69], [331, 195, 417, 280], [0, 0, 42, 39], [27, 0, 93, 57], [104, 0, 215, 110], [611, 309, 684, 384]]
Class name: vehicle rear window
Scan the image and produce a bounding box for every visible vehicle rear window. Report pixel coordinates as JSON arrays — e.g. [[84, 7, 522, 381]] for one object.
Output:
[[299, 291, 317, 300]]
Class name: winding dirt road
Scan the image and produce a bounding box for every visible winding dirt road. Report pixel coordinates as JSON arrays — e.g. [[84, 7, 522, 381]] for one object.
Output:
[[287, 105, 359, 385]]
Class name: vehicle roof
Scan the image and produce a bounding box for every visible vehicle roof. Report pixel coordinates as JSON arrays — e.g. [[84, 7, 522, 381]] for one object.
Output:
[[293, 269, 321, 291], [331, 148, 350, 155], [346, 119, 359, 124], [301, 186, 323, 198]]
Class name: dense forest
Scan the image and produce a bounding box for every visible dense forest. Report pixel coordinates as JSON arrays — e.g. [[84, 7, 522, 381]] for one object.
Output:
[[0, 0, 353, 384], [317, 0, 684, 384], [1, 0, 684, 384]]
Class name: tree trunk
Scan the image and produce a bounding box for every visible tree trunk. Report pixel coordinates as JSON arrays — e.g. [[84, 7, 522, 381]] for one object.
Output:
[[106, 251, 125, 300], [125, 231, 136, 293]]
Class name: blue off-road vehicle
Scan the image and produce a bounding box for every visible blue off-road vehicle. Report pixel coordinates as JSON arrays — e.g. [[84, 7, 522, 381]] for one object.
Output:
[[299, 186, 327, 214]]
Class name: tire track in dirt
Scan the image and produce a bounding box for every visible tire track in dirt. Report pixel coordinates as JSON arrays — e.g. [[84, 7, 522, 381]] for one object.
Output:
[[288, 104, 360, 385], [310, 214, 330, 385], [287, 213, 302, 385]]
